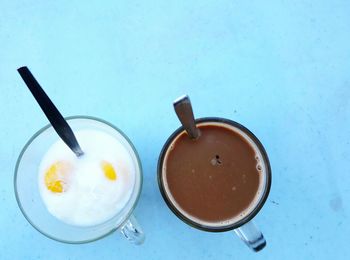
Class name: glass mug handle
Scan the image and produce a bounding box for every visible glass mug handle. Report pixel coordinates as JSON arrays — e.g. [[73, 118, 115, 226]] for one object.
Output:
[[120, 214, 145, 245], [234, 220, 266, 252]]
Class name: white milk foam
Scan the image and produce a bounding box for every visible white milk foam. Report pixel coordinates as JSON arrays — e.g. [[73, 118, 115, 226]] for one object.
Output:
[[163, 122, 267, 228], [38, 129, 135, 227]]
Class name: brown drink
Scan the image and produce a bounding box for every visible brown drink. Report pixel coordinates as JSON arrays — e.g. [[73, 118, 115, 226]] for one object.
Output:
[[158, 119, 270, 230]]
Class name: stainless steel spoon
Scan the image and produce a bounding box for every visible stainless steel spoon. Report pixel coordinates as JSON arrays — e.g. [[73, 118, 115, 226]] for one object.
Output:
[[173, 95, 200, 139], [18, 66, 84, 157]]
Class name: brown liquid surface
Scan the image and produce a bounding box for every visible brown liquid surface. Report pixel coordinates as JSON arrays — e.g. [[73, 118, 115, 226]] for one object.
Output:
[[164, 124, 261, 223]]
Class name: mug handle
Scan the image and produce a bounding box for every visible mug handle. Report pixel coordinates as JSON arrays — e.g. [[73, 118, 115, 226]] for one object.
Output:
[[120, 214, 145, 245], [234, 220, 266, 252]]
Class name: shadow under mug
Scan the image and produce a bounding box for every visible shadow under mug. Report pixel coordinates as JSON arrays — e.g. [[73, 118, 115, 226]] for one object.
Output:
[[157, 117, 272, 252], [14, 116, 144, 244]]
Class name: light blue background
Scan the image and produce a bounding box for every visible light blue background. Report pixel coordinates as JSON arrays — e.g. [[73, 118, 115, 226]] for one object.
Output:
[[1, 0, 349, 259]]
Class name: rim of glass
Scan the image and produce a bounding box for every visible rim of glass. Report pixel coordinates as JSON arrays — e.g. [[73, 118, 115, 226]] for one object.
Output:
[[14, 115, 143, 244], [157, 117, 272, 232]]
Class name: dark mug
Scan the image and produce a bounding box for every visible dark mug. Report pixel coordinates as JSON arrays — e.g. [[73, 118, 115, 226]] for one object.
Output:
[[157, 117, 271, 252]]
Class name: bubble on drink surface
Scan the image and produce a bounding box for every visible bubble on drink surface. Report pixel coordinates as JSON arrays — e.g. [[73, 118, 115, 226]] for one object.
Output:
[[242, 174, 247, 183], [256, 164, 262, 172], [169, 145, 174, 151], [210, 155, 222, 166], [231, 186, 236, 191], [215, 155, 222, 164]]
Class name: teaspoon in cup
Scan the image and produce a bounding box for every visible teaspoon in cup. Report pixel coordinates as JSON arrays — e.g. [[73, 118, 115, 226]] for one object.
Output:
[[17, 66, 84, 157], [173, 95, 200, 139]]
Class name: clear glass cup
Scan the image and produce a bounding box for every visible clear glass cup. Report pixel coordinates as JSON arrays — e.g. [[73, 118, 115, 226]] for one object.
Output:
[[14, 116, 144, 244], [157, 117, 271, 252]]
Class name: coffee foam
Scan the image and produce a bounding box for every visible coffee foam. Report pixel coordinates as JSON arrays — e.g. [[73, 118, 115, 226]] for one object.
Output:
[[162, 121, 267, 228]]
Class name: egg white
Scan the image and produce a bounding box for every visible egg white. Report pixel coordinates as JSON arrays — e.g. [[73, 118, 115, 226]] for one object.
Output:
[[38, 129, 135, 227]]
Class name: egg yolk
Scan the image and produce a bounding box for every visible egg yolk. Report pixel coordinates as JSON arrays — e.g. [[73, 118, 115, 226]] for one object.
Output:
[[101, 161, 117, 181], [44, 161, 71, 193]]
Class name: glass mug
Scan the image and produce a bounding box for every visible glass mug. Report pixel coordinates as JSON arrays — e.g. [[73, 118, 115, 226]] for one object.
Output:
[[14, 116, 144, 244], [157, 117, 272, 252]]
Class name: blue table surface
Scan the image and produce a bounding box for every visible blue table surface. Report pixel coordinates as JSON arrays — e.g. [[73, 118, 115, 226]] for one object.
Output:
[[1, 0, 349, 259]]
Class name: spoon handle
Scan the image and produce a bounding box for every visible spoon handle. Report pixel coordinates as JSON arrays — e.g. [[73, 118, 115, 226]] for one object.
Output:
[[173, 95, 200, 139], [18, 66, 84, 157]]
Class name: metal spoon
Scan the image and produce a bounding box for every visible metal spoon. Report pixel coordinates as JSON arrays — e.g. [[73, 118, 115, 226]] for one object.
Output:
[[173, 95, 200, 139], [18, 66, 84, 157]]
